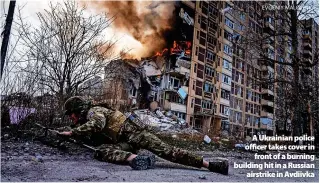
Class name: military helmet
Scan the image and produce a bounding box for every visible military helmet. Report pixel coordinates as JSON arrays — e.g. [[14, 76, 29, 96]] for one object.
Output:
[[64, 96, 87, 115]]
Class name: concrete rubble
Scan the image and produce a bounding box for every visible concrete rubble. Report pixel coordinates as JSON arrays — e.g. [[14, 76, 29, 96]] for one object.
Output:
[[133, 109, 188, 131]]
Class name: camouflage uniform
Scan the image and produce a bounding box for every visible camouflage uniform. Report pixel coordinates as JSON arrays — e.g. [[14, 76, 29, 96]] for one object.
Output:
[[70, 106, 204, 168]]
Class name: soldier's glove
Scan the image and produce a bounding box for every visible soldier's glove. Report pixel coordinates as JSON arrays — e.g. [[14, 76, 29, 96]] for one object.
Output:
[[58, 131, 72, 136]]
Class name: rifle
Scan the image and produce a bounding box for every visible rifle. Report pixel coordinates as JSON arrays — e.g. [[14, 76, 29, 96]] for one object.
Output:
[[34, 123, 97, 152]]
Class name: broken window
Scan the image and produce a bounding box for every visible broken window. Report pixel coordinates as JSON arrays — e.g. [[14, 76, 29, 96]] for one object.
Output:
[[223, 59, 232, 71], [199, 31, 206, 46], [246, 89, 252, 100], [201, 17, 207, 30], [202, 100, 212, 109], [222, 74, 231, 85], [192, 79, 196, 90], [220, 104, 230, 116], [223, 44, 233, 55], [225, 17, 234, 29], [224, 30, 233, 42], [234, 111, 242, 123], [206, 50, 215, 62], [198, 47, 206, 62], [203, 82, 214, 93], [197, 69, 204, 79], [195, 87, 202, 95], [172, 111, 186, 120], [169, 77, 180, 89], [205, 66, 215, 77], [207, 35, 215, 45], [201, 1, 208, 15], [194, 118, 202, 130], [195, 98, 201, 105], [208, 20, 217, 30], [221, 89, 230, 100], [195, 80, 203, 95]]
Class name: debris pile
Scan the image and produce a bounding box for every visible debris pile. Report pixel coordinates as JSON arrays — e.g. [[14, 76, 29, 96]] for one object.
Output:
[[133, 109, 187, 131]]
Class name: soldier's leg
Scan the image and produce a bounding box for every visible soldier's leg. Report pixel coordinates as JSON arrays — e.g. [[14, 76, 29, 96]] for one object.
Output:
[[127, 130, 228, 174], [94, 143, 133, 165], [94, 143, 155, 170], [127, 130, 204, 169]]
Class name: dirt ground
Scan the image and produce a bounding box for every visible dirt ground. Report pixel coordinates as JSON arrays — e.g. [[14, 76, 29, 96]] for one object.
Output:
[[1, 139, 319, 182]]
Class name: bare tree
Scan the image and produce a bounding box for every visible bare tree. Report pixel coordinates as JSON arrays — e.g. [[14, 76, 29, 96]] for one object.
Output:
[[15, 1, 117, 106]]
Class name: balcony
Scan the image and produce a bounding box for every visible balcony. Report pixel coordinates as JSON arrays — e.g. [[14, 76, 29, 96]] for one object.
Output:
[[263, 42, 275, 50], [167, 69, 190, 80], [261, 111, 273, 119], [222, 67, 232, 77], [203, 92, 213, 99], [221, 82, 231, 91], [264, 33, 274, 41], [303, 34, 312, 41], [195, 108, 214, 116], [170, 102, 187, 113], [261, 65, 274, 72], [223, 37, 232, 47], [303, 42, 312, 50], [261, 88, 274, 96], [205, 74, 214, 82], [261, 99, 274, 107], [224, 24, 233, 35], [305, 58, 312, 65], [220, 98, 230, 106], [303, 50, 312, 57], [264, 21, 274, 31]]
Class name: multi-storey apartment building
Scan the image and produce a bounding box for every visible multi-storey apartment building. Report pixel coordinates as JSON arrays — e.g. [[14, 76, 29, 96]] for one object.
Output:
[[180, 1, 317, 137], [104, 1, 318, 138]]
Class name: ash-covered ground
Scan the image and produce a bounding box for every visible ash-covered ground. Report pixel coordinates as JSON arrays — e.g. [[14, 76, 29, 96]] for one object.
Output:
[[1, 139, 319, 182]]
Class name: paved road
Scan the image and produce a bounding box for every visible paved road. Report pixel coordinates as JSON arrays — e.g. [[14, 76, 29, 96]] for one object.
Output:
[[1, 140, 319, 182]]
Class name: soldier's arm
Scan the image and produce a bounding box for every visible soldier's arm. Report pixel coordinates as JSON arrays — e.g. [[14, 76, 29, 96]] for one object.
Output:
[[71, 110, 110, 136], [56, 126, 73, 132]]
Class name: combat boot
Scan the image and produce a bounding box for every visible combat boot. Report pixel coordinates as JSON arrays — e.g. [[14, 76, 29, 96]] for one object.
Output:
[[129, 155, 156, 170], [208, 160, 229, 175], [137, 152, 156, 169]]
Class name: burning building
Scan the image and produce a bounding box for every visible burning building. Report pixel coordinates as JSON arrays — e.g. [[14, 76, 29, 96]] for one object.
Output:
[[99, 1, 222, 136], [93, 1, 319, 138]]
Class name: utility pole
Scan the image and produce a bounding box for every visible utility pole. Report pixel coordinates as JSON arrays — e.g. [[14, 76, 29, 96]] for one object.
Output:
[[1, 0, 16, 79]]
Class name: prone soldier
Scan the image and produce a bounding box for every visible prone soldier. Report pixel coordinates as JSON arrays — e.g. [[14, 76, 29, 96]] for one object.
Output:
[[58, 96, 229, 174]]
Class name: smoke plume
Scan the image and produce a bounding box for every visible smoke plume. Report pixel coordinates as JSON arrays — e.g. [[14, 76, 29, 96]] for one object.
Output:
[[90, 1, 176, 58]]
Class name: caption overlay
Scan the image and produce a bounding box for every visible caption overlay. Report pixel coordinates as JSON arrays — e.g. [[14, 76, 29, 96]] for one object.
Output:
[[234, 135, 316, 178]]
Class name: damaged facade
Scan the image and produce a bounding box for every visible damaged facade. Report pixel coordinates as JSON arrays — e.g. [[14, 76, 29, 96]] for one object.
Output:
[[101, 1, 318, 139], [103, 60, 141, 110]]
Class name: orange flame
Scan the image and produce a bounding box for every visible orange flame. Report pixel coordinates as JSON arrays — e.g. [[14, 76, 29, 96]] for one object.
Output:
[[154, 41, 192, 57], [154, 48, 169, 57], [170, 40, 192, 56]]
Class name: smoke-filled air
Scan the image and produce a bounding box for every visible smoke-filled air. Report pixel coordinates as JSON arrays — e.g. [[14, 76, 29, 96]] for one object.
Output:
[[88, 1, 176, 58]]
